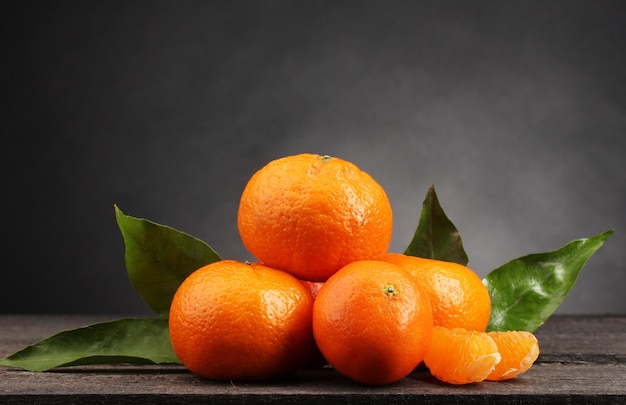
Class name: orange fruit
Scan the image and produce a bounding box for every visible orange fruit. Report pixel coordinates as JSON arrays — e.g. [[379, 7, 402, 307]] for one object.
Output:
[[424, 326, 501, 385], [299, 280, 324, 300], [382, 253, 491, 331], [168, 260, 315, 381], [486, 331, 540, 381], [312, 260, 433, 385], [237, 153, 393, 282], [299, 279, 328, 369]]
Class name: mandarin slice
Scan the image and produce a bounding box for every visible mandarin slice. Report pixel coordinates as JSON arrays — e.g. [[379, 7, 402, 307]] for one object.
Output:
[[424, 326, 501, 385], [486, 330, 540, 381]]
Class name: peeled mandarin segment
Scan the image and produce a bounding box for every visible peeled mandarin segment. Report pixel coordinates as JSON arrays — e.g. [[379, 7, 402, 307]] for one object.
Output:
[[424, 326, 501, 385], [486, 331, 540, 381]]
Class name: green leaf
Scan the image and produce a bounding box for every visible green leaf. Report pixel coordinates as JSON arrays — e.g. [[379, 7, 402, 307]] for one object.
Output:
[[403, 185, 469, 265], [115, 205, 222, 318], [0, 318, 180, 372], [484, 229, 614, 332]]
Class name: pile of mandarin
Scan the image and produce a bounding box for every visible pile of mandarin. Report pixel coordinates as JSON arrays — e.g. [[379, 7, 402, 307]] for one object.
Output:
[[168, 153, 540, 386]]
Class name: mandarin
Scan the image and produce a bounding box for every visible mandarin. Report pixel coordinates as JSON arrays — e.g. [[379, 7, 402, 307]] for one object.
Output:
[[299, 279, 328, 369], [382, 253, 491, 331], [299, 280, 324, 300], [168, 260, 315, 381], [237, 153, 393, 282], [424, 326, 501, 385], [312, 260, 433, 385]]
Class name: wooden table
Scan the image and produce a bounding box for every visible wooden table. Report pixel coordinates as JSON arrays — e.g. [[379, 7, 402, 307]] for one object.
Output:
[[1, 314, 625, 404]]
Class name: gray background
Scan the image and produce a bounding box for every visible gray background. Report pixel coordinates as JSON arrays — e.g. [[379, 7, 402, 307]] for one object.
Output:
[[3, 1, 625, 315]]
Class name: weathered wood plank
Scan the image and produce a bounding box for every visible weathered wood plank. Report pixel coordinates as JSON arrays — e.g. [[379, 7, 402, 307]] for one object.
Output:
[[1, 364, 624, 404], [1, 315, 625, 404], [534, 315, 626, 363]]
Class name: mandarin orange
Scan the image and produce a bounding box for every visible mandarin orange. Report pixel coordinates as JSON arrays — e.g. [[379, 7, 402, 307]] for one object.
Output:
[[312, 260, 433, 385], [298, 279, 328, 369], [382, 253, 491, 331], [299, 280, 324, 300], [237, 154, 393, 282], [168, 260, 315, 381]]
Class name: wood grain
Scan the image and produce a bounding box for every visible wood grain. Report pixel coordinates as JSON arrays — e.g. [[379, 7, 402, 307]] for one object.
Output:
[[1, 315, 625, 404]]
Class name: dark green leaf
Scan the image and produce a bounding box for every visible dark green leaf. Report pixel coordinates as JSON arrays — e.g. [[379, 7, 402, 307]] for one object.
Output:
[[0, 318, 180, 372], [403, 185, 469, 265], [115, 205, 222, 318], [484, 229, 614, 332]]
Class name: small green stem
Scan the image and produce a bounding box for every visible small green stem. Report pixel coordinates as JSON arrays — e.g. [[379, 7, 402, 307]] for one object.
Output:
[[382, 284, 398, 297], [319, 155, 332, 162]]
